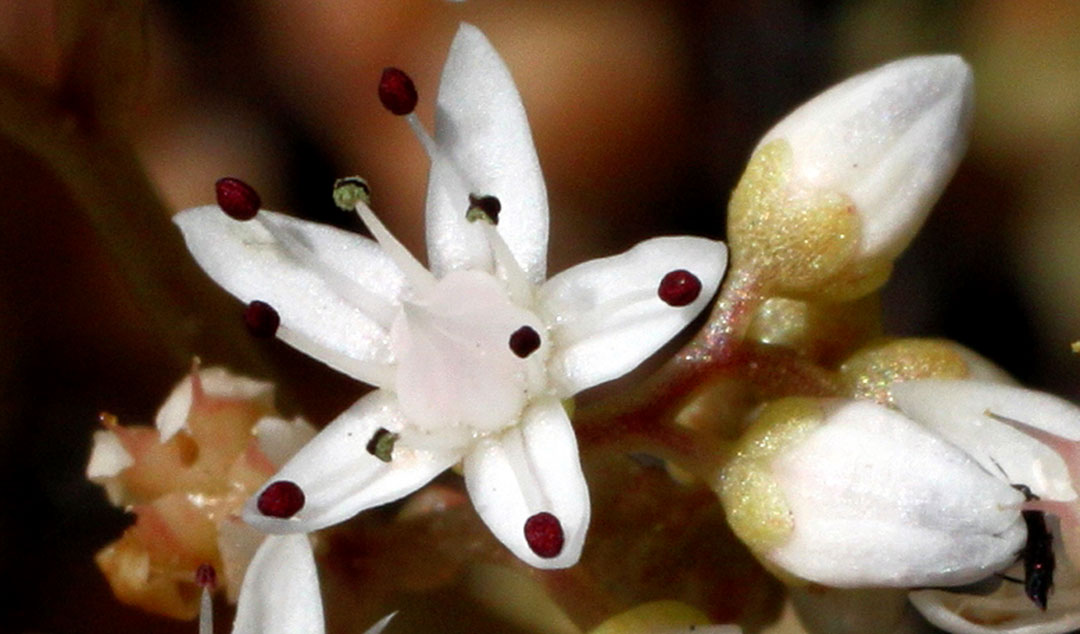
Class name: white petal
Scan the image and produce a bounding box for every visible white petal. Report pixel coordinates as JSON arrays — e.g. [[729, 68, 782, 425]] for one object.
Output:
[[232, 534, 323, 634], [425, 23, 549, 284], [893, 379, 1080, 500], [86, 430, 133, 479], [770, 400, 1025, 587], [538, 236, 727, 395], [243, 390, 461, 534], [175, 206, 407, 387], [758, 55, 973, 261], [463, 397, 589, 569], [253, 416, 318, 468], [156, 366, 275, 441], [217, 516, 266, 603]]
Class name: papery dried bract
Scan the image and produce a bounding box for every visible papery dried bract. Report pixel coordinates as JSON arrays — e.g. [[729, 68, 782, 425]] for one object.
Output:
[[88, 367, 314, 617]]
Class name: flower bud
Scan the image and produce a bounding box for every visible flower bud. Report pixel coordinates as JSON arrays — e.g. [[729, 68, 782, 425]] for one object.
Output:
[[727, 56, 974, 300], [716, 398, 1025, 588]]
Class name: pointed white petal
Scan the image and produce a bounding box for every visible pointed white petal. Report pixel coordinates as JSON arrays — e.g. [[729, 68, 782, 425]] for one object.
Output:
[[758, 55, 973, 261], [425, 23, 549, 284], [769, 400, 1025, 587], [362, 612, 398, 634], [244, 390, 461, 534], [893, 379, 1080, 500], [253, 416, 318, 468], [86, 430, 133, 479], [175, 206, 407, 387], [232, 535, 324, 634], [539, 236, 727, 395], [463, 397, 589, 569]]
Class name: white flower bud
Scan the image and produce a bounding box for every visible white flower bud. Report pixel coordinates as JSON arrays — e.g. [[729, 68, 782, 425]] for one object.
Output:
[[717, 398, 1025, 588], [728, 56, 973, 299]]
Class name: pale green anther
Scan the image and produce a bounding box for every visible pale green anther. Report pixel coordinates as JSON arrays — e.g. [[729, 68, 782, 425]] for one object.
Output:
[[366, 427, 399, 463], [333, 176, 372, 211], [465, 193, 501, 225]]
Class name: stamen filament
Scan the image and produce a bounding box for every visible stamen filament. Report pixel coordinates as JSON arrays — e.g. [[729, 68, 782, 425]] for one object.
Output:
[[198, 586, 213, 634], [483, 224, 532, 305], [255, 213, 399, 325], [353, 201, 437, 294], [406, 113, 438, 160]]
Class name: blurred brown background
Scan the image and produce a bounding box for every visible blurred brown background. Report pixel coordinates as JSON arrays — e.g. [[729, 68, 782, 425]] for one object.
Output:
[[1, 0, 1079, 631]]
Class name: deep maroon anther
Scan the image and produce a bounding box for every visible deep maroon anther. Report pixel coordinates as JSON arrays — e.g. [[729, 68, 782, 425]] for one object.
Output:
[[509, 326, 541, 358], [379, 67, 418, 115], [524, 512, 564, 558], [243, 300, 280, 338], [257, 480, 305, 518], [215, 177, 261, 220], [195, 563, 217, 589], [657, 269, 702, 307]]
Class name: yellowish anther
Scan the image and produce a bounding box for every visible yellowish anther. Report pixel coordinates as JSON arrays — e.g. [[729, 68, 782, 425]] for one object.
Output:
[[839, 339, 975, 405], [1072, 340, 1080, 354], [727, 140, 866, 297], [716, 398, 825, 557]]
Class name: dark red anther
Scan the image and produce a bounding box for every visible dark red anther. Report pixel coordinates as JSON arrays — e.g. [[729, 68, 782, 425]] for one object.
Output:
[[524, 512, 564, 558], [379, 68, 418, 115], [195, 563, 217, 589], [243, 300, 280, 338], [257, 480, 305, 518], [509, 326, 541, 358], [657, 269, 702, 307], [215, 177, 261, 221]]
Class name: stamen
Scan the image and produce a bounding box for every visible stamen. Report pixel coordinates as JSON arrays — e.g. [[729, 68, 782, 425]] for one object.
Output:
[[256, 480, 305, 518], [254, 213, 399, 325], [215, 177, 261, 221], [366, 427, 399, 462], [482, 223, 532, 305], [379, 68, 419, 115], [524, 512, 564, 558], [353, 200, 436, 293], [509, 326, 541, 358], [658, 269, 702, 306], [195, 564, 216, 634], [243, 300, 280, 338], [466, 194, 501, 225], [333, 176, 371, 210]]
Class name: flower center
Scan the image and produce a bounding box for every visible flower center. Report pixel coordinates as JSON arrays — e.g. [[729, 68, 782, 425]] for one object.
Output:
[[391, 270, 546, 436]]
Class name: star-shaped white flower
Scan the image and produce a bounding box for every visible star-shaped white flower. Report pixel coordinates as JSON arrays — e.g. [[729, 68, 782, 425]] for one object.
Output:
[[175, 23, 727, 568]]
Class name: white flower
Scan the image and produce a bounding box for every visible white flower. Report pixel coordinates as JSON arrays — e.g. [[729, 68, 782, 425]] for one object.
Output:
[[892, 379, 1080, 633], [756, 55, 974, 264], [174, 23, 727, 569], [718, 398, 1026, 587]]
